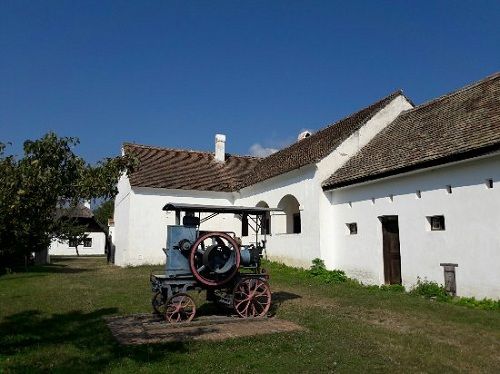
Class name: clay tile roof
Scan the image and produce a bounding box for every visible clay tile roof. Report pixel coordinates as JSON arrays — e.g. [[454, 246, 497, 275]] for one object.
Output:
[[237, 91, 405, 188], [322, 72, 500, 190], [123, 144, 260, 192]]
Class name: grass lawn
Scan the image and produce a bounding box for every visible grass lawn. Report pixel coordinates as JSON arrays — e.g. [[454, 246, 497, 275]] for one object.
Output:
[[1, 257, 499, 373]]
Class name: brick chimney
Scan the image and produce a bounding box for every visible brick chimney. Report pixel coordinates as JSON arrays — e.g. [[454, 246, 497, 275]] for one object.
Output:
[[215, 134, 226, 162]]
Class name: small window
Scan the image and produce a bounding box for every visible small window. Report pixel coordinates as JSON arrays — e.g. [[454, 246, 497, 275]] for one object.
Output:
[[428, 216, 445, 231], [446, 185, 452, 194], [84, 238, 92, 247], [346, 222, 358, 235], [486, 179, 493, 189], [416, 190, 421, 199], [69, 238, 78, 247]]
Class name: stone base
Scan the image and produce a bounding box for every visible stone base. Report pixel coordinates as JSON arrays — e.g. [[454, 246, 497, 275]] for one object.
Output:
[[105, 314, 304, 345]]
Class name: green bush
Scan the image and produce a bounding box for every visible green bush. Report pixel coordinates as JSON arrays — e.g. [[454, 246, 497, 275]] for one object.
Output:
[[303, 260, 498, 311], [308, 258, 348, 284], [409, 278, 450, 301], [379, 284, 406, 293], [451, 296, 500, 311]]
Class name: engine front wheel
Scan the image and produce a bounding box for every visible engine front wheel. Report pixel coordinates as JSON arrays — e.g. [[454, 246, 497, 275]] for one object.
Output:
[[164, 293, 197, 323], [151, 291, 165, 315]]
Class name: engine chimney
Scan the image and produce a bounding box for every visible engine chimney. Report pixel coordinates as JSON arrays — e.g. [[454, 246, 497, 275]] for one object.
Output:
[[215, 134, 226, 162]]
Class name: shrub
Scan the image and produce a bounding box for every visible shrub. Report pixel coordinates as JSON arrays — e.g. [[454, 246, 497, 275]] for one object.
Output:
[[451, 296, 500, 311], [302, 260, 499, 311], [409, 278, 450, 301], [379, 284, 406, 293], [308, 258, 348, 284]]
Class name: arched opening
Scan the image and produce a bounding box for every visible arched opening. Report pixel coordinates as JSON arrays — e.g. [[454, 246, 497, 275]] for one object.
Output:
[[256, 201, 271, 235], [277, 195, 301, 234]]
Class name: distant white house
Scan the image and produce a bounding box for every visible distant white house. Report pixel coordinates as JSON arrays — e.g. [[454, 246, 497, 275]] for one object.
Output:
[[113, 72, 500, 299], [49, 202, 106, 257]]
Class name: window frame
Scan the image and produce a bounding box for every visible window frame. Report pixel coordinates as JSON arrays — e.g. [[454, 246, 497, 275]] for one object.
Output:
[[428, 215, 445, 231], [346, 222, 358, 235]]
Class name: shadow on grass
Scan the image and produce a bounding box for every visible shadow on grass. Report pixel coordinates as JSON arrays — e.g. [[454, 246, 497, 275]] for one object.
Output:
[[269, 291, 302, 316], [0, 273, 49, 281], [29, 256, 104, 274], [29, 262, 91, 274], [0, 308, 188, 372]]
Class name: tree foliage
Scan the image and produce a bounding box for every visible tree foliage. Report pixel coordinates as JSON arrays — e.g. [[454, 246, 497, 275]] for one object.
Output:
[[93, 199, 114, 232], [0, 133, 136, 269]]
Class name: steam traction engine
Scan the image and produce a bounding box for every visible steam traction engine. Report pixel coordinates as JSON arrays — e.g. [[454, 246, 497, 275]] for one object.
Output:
[[150, 203, 277, 323]]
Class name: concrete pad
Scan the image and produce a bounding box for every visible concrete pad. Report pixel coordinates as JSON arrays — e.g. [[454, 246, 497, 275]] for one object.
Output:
[[105, 314, 304, 345]]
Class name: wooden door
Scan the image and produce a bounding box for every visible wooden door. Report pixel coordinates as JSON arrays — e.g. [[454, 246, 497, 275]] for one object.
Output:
[[381, 216, 402, 284]]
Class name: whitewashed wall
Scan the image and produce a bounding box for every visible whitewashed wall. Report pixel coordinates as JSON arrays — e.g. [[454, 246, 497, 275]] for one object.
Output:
[[112, 94, 411, 269], [114, 186, 239, 266], [49, 231, 106, 256], [113, 174, 132, 265], [235, 166, 319, 268], [315, 94, 413, 263], [234, 94, 412, 268], [327, 153, 500, 299]]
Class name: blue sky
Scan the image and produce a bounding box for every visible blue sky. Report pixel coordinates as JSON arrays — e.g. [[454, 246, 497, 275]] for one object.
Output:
[[1, 1, 499, 162]]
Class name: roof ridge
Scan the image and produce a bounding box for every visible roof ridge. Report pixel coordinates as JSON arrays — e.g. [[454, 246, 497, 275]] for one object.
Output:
[[123, 142, 215, 155], [123, 142, 260, 159], [403, 71, 500, 114], [259, 90, 404, 160], [310, 90, 403, 137]]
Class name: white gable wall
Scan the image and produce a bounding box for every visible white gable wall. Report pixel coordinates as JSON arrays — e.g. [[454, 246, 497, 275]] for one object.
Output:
[[115, 184, 239, 266], [233, 95, 412, 268], [327, 153, 500, 299], [316, 95, 414, 264]]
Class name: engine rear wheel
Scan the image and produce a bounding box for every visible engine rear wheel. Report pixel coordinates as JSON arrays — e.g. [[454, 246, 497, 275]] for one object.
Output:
[[233, 278, 271, 318]]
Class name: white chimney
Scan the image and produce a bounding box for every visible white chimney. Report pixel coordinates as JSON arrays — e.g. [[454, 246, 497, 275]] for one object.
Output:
[[215, 134, 226, 162]]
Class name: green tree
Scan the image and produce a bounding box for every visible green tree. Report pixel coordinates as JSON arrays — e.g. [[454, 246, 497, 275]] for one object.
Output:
[[93, 199, 114, 233], [0, 133, 136, 270]]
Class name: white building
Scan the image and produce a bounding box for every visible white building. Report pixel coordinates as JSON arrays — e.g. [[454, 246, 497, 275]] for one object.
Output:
[[49, 203, 107, 256], [114, 72, 500, 299]]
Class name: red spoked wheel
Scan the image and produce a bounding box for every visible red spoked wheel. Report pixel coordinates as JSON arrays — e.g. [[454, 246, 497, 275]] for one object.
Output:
[[189, 232, 241, 287], [164, 293, 196, 323], [233, 278, 271, 318]]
